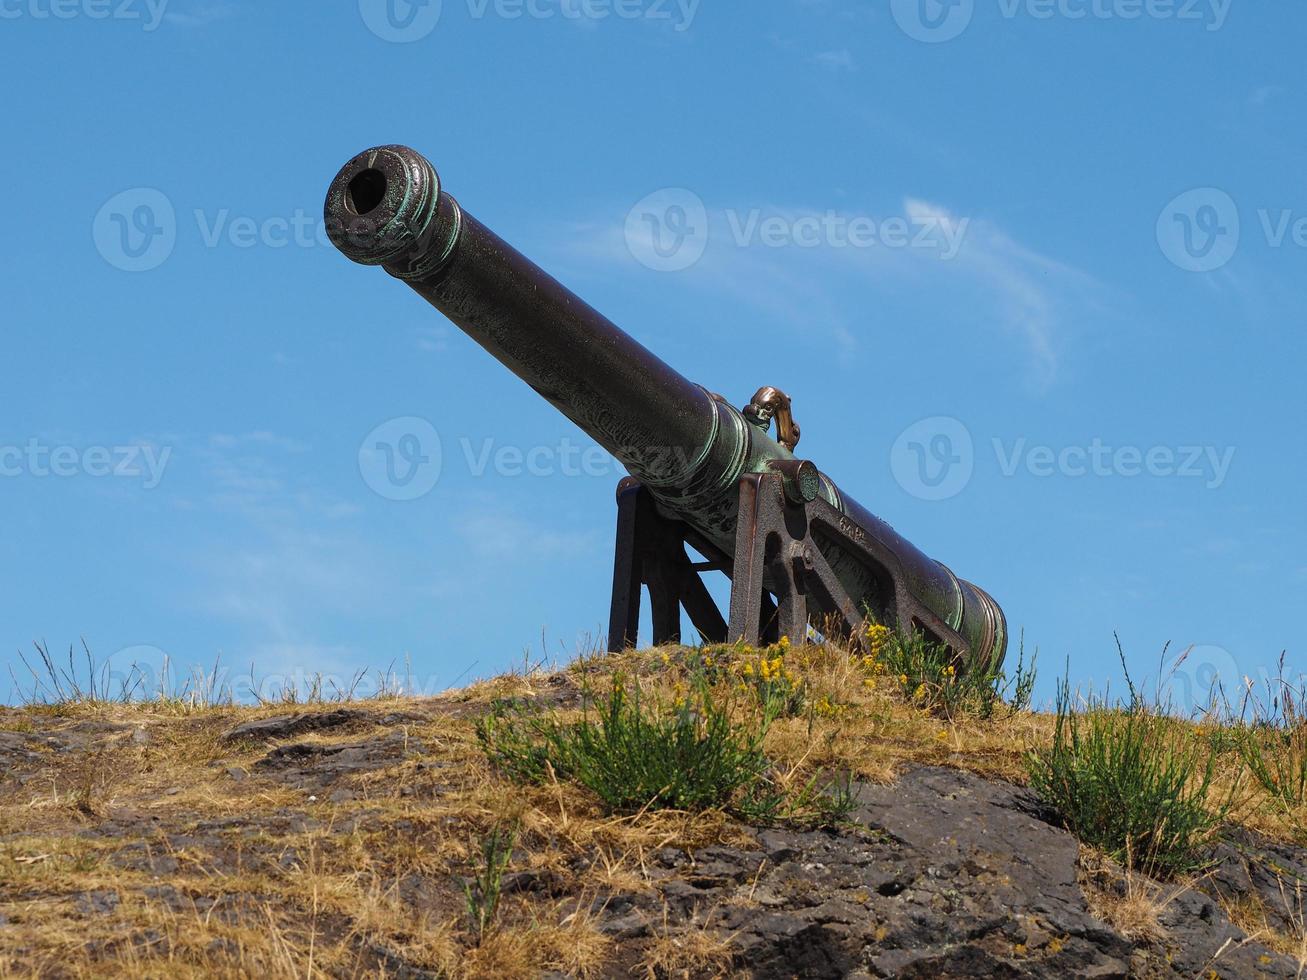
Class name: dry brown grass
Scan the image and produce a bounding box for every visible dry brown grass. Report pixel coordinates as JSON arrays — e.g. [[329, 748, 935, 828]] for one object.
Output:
[[3, 641, 1307, 977], [0, 663, 767, 978], [1078, 846, 1185, 943], [639, 906, 738, 979], [1213, 873, 1307, 965]]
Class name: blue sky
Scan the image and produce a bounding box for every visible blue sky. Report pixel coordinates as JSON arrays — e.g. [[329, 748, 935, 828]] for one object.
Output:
[[2, 0, 1302, 709]]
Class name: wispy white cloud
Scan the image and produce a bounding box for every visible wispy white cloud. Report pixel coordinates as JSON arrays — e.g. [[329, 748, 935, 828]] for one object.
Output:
[[814, 49, 856, 72], [1249, 85, 1284, 108], [163, 1, 236, 29], [190, 431, 360, 522], [414, 325, 450, 354], [904, 198, 1098, 389], [564, 196, 1104, 391], [148, 429, 400, 678], [456, 510, 604, 563], [190, 526, 382, 646]]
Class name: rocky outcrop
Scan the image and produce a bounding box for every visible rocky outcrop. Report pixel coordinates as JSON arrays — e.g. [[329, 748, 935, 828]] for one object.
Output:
[[586, 767, 1301, 978], [4, 705, 1305, 978]]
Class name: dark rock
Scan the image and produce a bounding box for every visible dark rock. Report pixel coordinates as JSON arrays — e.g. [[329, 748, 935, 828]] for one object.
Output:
[[598, 910, 651, 939], [0, 731, 42, 767], [653, 847, 686, 868], [251, 732, 425, 788], [1205, 827, 1307, 935], [619, 766, 1301, 979], [1154, 887, 1286, 979], [362, 941, 443, 979], [75, 890, 121, 916], [141, 884, 188, 913], [206, 937, 241, 958], [500, 869, 562, 896], [222, 708, 368, 743], [108, 846, 181, 876]]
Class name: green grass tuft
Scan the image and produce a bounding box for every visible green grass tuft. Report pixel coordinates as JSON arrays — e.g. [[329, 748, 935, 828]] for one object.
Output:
[[872, 626, 1037, 719], [477, 672, 853, 827], [1027, 676, 1235, 878], [462, 821, 517, 945]]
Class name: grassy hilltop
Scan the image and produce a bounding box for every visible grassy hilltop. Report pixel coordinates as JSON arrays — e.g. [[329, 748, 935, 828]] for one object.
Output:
[[2, 632, 1307, 978]]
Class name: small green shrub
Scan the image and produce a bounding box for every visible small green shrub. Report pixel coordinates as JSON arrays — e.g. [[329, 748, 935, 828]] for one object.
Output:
[[1027, 679, 1233, 878], [1237, 670, 1307, 814], [477, 674, 853, 827], [738, 768, 857, 829], [871, 625, 1036, 719], [462, 821, 516, 944], [1241, 724, 1307, 811], [682, 643, 808, 719]]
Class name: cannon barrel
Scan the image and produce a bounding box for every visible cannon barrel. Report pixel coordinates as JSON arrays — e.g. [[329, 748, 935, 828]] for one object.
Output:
[[324, 145, 1006, 669]]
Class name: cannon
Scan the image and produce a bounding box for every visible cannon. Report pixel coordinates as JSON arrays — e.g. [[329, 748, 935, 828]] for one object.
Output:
[[324, 145, 1007, 671]]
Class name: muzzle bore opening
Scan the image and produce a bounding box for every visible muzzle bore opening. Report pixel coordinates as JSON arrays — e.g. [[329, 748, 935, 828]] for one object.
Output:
[[345, 168, 388, 216]]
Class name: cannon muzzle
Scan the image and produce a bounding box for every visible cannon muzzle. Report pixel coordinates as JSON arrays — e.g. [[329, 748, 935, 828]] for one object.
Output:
[[325, 145, 1007, 671]]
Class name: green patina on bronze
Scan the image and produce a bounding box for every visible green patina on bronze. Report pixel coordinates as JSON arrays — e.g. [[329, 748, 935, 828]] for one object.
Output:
[[325, 145, 1006, 672]]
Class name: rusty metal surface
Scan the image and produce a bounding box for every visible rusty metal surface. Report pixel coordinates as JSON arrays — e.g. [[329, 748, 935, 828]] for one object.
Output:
[[744, 386, 801, 452], [325, 144, 1007, 671]]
